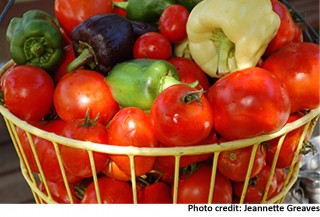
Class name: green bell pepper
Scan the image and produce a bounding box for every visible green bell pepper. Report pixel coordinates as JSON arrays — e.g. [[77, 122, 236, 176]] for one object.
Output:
[[114, 0, 176, 24], [6, 10, 64, 72], [105, 59, 184, 111]]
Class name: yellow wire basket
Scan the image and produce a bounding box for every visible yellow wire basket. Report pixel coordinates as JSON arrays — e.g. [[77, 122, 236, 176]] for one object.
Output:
[[1, 60, 319, 204]]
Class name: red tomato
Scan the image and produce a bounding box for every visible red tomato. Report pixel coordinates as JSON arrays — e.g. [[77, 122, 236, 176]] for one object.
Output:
[[16, 126, 39, 173], [150, 84, 214, 147], [138, 182, 172, 204], [54, 0, 114, 37], [266, 112, 305, 168], [152, 151, 213, 184], [264, 0, 296, 56], [2, 65, 54, 122], [133, 32, 172, 60], [59, 118, 110, 178], [53, 69, 119, 125], [107, 107, 158, 177], [159, 4, 189, 43], [207, 67, 291, 140], [168, 57, 210, 91], [81, 177, 133, 204], [233, 165, 278, 203], [52, 45, 76, 84], [39, 180, 80, 204], [217, 144, 266, 182], [176, 163, 232, 203], [262, 42, 320, 113]]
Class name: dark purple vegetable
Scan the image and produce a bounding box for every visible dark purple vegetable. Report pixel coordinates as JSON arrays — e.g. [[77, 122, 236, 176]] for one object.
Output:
[[67, 14, 135, 75]]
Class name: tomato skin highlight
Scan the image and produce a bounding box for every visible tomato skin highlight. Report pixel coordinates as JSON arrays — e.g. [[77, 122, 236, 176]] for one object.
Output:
[[2, 65, 54, 122], [159, 4, 189, 43], [53, 69, 119, 125], [151, 84, 214, 147], [54, 0, 114, 37], [262, 42, 320, 113], [207, 67, 291, 140], [133, 32, 172, 60]]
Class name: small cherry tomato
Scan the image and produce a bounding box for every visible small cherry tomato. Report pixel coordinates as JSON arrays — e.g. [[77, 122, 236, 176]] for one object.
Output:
[[133, 32, 172, 60], [159, 4, 189, 43]]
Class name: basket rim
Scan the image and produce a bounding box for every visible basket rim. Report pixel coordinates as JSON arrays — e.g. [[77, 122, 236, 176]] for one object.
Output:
[[1, 60, 319, 156], [1, 104, 319, 156]]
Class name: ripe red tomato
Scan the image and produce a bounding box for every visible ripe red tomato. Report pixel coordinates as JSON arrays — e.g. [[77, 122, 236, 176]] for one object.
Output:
[[233, 165, 278, 203], [54, 0, 114, 37], [138, 182, 172, 204], [150, 84, 214, 147], [266, 112, 305, 168], [217, 144, 266, 182], [39, 180, 80, 204], [107, 107, 158, 177], [168, 57, 210, 91], [264, 0, 296, 56], [59, 118, 110, 178], [81, 177, 133, 204], [53, 69, 119, 125], [152, 152, 213, 184], [159, 4, 189, 43], [262, 42, 320, 113], [133, 32, 172, 60], [176, 163, 232, 203], [2, 65, 54, 122], [207, 67, 291, 140]]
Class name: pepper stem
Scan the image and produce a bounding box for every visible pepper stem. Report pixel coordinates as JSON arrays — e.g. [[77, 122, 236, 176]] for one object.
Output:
[[210, 29, 236, 75], [158, 76, 199, 93], [66, 41, 98, 72], [113, 1, 128, 10]]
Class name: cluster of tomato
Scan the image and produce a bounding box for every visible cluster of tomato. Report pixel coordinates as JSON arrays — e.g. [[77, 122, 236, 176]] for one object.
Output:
[[0, 0, 319, 204]]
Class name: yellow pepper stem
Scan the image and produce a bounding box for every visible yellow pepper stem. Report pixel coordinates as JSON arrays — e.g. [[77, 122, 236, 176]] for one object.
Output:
[[210, 29, 236, 75]]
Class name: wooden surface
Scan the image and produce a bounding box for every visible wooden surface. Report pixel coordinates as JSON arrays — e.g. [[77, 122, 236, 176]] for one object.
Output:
[[0, 0, 319, 204]]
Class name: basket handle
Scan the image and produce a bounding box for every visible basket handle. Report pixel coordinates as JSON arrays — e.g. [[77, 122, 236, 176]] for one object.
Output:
[[0, 0, 15, 24]]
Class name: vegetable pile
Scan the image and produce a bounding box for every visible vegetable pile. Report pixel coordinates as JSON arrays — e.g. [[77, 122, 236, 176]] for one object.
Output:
[[0, 0, 319, 204]]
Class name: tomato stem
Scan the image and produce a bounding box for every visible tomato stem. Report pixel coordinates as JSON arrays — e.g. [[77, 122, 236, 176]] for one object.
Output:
[[181, 89, 204, 105]]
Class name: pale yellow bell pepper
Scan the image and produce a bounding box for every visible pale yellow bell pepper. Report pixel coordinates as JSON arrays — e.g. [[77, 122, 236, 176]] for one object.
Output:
[[186, 0, 280, 77]]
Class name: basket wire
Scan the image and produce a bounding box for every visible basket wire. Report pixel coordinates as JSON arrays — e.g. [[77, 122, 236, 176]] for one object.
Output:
[[1, 94, 319, 203]]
